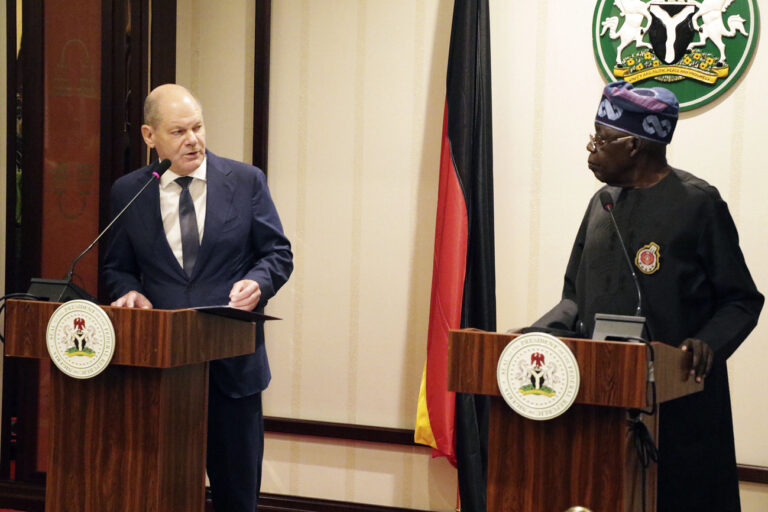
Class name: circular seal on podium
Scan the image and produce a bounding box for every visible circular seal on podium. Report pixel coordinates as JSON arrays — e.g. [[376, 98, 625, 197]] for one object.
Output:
[[46, 299, 115, 379], [496, 332, 580, 421]]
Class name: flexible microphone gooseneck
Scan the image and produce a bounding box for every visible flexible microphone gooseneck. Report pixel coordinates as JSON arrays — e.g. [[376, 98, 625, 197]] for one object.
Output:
[[26, 159, 172, 303], [599, 191, 643, 317], [65, 159, 172, 284], [599, 192, 658, 512]]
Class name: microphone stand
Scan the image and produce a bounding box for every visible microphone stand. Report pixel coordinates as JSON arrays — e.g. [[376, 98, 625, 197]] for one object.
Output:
[[591, 191, 648, 342], [595, 193, 658, 512], [26, 160, 170, 303]]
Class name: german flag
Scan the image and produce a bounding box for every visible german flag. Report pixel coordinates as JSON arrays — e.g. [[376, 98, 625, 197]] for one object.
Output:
[[414, 1, 495, 510]]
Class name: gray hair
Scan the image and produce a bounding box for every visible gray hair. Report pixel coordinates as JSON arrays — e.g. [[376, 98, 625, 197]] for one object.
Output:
[[142, 85, 203, 127], [143, 94, 162, 127]]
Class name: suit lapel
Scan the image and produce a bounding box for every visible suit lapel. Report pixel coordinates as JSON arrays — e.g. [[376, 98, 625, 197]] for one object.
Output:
[[194, 153, 234, 278], [135, 167, 187, 279], [135, 173, 162, 234]]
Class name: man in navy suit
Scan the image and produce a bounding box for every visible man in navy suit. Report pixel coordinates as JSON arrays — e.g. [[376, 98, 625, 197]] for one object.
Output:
[[103, 84, 293, 511]]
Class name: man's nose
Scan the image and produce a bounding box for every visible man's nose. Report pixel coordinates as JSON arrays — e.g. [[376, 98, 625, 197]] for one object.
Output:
[[184, 130, 197, 145]]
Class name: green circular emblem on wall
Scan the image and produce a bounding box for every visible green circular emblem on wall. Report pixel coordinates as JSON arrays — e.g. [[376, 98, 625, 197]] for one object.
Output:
[[593, 0, 759, 111]]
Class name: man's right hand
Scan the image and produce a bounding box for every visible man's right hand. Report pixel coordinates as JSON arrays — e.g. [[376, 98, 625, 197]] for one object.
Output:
[[111, 291, 153, 309]]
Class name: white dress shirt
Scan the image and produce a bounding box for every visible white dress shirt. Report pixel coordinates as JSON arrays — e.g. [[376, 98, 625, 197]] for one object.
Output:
[[159, 158, 207, 270]]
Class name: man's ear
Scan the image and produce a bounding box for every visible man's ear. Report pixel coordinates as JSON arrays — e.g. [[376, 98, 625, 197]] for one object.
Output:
[[629, 136, 643, 158], [141, 124, 155, 148]]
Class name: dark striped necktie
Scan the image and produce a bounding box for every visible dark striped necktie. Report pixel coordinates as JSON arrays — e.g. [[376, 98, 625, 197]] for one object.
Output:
[[176, 176, 199, 277]]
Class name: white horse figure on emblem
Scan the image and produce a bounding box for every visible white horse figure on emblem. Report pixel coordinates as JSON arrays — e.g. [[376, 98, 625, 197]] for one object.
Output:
[[689, 0, 748, 64], [601, 0, 653, 64]]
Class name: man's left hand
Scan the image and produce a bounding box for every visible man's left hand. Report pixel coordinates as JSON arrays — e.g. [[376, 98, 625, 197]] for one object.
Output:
[[229, 279, 262, 311], [680, 338, 713, 383]]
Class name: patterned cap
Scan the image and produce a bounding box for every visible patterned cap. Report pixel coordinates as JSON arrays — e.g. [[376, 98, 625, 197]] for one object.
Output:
[[595, 81, 679, 144]]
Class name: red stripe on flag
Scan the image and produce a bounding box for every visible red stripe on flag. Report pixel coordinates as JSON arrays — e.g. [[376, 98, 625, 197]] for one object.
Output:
[[425, 101, 469, 464]]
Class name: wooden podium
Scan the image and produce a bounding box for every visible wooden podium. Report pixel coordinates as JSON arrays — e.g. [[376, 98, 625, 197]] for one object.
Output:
[[4, 299, 258, 512], [448, 329, 703, 512]]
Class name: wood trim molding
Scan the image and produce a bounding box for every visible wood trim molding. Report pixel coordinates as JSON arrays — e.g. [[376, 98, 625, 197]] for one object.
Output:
[[252, 0, 271, 172], [3, 474, 768, 512], [149, 0, 177, 89], [0, 480, 429, 512], [265, 417, 418, 446], [256, 493, 428, 512], [5, 0, 44, 294], [739, 464, 768, 485], [265, 416, 768, 486], [0, 480, 44, 512]]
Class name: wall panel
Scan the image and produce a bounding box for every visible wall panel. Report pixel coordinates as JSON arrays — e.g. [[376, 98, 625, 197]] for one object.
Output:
[[176, 0, 255, 163], [263, 2, 456, 507]]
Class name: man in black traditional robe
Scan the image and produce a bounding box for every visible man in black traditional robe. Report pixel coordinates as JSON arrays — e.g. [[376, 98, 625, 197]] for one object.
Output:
[[536, 81, 763, 511]]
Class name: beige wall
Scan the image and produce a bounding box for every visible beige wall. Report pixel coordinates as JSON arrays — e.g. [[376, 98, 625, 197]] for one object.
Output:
[[176, 0, 255, 163], [176, 0, 768, 510], [265, 0, 448, 429], [264, 1, 456, 508]]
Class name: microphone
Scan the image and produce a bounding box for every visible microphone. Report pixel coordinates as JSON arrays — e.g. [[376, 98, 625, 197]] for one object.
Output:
[[599, 191, 642, 316], [27, 159, 171, 302], [598, 193, 657, 422], [66, 159, 171, 282]]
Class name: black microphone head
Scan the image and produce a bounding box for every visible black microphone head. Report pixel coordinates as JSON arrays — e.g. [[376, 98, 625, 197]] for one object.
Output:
[[599, 191, 614, 212], [157, 159, 172, 173], [151, 159, 172, 179]]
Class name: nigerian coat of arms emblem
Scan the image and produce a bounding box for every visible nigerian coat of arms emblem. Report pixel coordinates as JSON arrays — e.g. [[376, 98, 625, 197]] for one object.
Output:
[[593, 0, 759, 110]]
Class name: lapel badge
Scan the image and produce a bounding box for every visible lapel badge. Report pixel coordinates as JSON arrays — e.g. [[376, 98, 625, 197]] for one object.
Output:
[[635, 241, 661, 274]]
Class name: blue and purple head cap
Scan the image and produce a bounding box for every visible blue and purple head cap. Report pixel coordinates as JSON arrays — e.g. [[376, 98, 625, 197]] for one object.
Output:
[[595, 81, 679, 145]]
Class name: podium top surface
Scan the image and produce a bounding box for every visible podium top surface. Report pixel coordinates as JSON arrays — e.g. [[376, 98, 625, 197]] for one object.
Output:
[[448, 329, 703, 409], [4, 299, 258, 368]]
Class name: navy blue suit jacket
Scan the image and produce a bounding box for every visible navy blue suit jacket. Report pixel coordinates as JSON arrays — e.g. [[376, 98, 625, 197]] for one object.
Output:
[[103, 151, 293, 398]]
